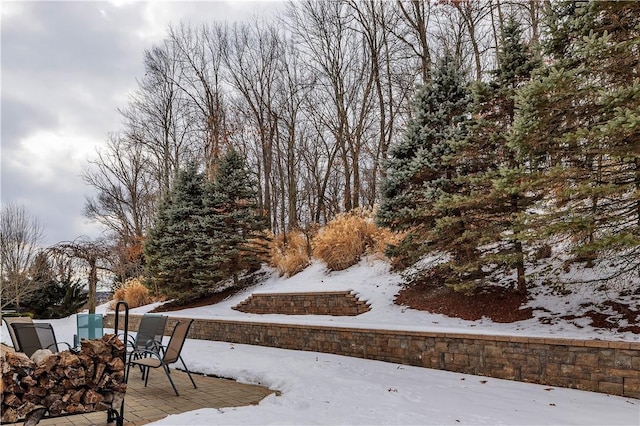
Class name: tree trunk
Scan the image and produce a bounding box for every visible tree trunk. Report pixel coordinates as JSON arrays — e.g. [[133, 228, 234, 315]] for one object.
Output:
[[88, 259, 98, 314]]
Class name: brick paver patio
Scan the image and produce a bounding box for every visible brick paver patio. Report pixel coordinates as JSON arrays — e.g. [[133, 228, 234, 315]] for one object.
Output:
[[14, 367, 275, 426]]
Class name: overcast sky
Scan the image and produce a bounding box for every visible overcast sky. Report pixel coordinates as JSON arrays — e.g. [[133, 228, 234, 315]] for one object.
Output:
[[1, 0, 282, 247]]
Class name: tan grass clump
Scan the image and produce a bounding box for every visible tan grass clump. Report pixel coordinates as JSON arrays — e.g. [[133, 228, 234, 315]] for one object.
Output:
[[109, 277, 152, 309], [269, 230, 311, 276], [312, 208, 402, 271]]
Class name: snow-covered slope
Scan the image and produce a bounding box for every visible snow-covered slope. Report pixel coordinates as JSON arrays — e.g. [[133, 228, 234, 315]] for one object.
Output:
[[123, 257, 640, 342], [3, 258, 639, 425]]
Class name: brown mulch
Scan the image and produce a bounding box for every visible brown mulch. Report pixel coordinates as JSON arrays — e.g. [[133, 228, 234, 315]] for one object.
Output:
[[395, 280, 533, 323], [395, 275, 640, 334]]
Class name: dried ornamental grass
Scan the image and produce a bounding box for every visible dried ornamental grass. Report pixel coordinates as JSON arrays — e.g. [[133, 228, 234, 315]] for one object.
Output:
[[312, 211, 368, 271], [366, 222, 405, 259], [313, 209, 405, 270], [269, 230, 310, 276], [109, 277, 152, 309]]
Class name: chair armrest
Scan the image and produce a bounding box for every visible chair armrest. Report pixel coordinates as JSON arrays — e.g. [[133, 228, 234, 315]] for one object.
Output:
[[117, 332, 136, 349], [45, 341, 75, 353], [143, 339, 164, 352], [128, 348, 162, 363]]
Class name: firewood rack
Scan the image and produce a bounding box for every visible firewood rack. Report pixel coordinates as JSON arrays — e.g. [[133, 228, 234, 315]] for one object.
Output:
[[1, 301, 130, 426], [107, 300, 129, 426]]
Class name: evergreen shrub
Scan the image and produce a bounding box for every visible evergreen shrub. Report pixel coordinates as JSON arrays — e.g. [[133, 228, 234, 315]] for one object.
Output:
[[22, 280, 87, 319]]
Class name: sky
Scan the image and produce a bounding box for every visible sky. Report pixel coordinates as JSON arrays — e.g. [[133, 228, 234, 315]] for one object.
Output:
[[2, 258, 639, 424], [1, 1, 283, 247]]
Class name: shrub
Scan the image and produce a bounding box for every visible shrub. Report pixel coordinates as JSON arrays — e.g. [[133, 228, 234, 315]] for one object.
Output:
[[269, 230, 311, 276], [22, 279, 87, 319], [110, 277, 152, 309], [312, 208, 402, 271]]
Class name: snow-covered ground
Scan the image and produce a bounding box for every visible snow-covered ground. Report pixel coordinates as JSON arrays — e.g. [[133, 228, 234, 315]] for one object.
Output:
[[2, 259, 639, 425]]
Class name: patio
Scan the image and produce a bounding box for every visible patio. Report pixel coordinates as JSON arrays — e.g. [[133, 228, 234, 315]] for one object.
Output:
[[10, 362, 275, 426]]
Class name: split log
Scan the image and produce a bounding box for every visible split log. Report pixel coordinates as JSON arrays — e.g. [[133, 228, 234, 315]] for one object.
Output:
[[1, 333, 126, 424]]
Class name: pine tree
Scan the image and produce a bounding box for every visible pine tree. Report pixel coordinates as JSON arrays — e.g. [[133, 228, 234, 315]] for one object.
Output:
[[376, 54, 471, 267], [512, 1, 640, 280], [145, 154, 268, 304], [205, 149, 269, 286], [429, 19, 538, 293], [144, 163, 213, 302], [22, 252, 87, 318]]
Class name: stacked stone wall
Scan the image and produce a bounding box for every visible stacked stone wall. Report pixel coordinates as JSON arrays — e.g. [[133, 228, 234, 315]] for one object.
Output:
[[232, 291, 371, 315], [105, 313, 640, 398]]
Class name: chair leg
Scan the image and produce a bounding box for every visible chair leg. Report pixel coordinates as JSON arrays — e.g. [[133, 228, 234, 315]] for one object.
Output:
[[179, 356, 197, 389], [131, 352, 146, 379], [125, 360, 132, 382], [163, 364, 180, 396], [141, 365, 149, 381], [144, 366, 151, 388]]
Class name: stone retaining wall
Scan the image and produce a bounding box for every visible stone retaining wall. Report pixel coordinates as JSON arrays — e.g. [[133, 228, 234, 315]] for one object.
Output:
[[232, 291, 371, 315], [105, 313, 640, 398]]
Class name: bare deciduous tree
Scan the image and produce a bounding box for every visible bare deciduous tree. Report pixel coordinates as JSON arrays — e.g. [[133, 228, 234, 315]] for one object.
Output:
[[395, 0, 433, 84], [169, 23, 230, 179], [288, 0, 377, 212], [0, 203, 44, 310], [122, 37, 200, 197], [82, 134, 156, 282], [224, 21, 282, 229]]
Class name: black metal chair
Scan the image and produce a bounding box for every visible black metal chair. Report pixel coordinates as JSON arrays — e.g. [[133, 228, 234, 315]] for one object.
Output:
[[10, 322, 72, 357], [130, 314, 167, 352], [125, 319, 197, 396], [2, 316, 33, 352]]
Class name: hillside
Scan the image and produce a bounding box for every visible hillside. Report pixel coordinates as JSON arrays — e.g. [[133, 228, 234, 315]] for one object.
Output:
[[138, 257, 640, 342]]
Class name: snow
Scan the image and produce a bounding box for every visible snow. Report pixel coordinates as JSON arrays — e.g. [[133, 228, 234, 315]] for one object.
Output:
[[2, 258, 639, 425]]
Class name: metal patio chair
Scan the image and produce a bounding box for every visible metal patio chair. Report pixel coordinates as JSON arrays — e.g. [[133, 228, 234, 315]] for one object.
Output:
[[10, 322, 73, 357], [2, 316, 33, 352], [125, 319, 197, 396], [74, 313, 104, 347], [125, 314, 168, 367]]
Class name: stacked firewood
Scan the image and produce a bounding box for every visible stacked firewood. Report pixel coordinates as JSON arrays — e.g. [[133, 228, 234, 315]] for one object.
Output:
[[1, 334, 126, 425]]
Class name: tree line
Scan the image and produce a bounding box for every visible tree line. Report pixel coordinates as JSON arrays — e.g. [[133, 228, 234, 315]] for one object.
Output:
[[82, 0, 546, 285], [3, 1, 638, 313], [84, 0, 640, 294], [377, 1, 640, 293]]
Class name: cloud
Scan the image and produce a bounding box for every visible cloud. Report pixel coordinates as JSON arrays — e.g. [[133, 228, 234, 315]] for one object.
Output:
[[1, 128, 105, 246], [1, 1, 284, 248], [2, 1, 148, 138], [1, 97, 59, 149], [1, 2, 152, 246]]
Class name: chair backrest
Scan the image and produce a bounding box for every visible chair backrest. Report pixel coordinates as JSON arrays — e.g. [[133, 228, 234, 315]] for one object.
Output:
[[10, 323, 59, 357], [34, 323, 60, 353], [135, 314, 167, 350], [2, 316, 33, 352], [162, 319, 193, 365], [77, 313, 104, 341]]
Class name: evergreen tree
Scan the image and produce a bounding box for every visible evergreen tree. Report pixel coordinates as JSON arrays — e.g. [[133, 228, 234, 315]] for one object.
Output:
[[377, 54, 471, 268], [22, 252, 87, 318], [512, 1, 640, 279], [204, 149, 269, 286], [145, 155, 268, 304], [144, 163, 213, 302], [429, 19, 538, 293]]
